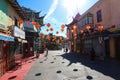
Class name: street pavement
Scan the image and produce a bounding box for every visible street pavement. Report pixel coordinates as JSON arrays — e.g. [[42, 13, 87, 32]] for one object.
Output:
[[24, 50, 120, 80]]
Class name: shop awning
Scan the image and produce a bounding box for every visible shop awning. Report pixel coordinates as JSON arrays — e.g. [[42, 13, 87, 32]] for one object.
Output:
[[0, 33, 14, 41]]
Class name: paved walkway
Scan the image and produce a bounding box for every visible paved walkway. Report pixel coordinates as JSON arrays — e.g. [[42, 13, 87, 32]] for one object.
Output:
[[24, 50, 120, 80], [0, 54, 45, 80]]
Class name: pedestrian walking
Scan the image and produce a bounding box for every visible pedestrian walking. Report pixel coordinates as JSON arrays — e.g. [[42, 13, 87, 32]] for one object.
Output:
[[66, 48, 68, 53], [89, 48, 95, 61], [45, 48, 48, 57]]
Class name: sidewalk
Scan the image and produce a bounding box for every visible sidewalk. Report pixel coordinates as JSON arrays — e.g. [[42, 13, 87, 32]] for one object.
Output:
[[0, 53, 45, 80]]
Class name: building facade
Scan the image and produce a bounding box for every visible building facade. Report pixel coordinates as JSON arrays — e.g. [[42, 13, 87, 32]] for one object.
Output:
[[67, 0, 120, 60], [0, 0, 26, 76]]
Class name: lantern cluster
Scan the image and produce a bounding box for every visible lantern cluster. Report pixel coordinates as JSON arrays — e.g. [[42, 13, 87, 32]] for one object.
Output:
[[60, 24, 65, 32], [18, 20, 42, 29], [35, 24, 41, 29]]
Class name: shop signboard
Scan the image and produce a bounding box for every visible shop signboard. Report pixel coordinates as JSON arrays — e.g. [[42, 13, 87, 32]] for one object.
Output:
[[14, 26, 25, 39]]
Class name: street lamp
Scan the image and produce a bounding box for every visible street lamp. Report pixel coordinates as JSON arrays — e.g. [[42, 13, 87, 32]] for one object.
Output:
[[98, 25, 104, 60]]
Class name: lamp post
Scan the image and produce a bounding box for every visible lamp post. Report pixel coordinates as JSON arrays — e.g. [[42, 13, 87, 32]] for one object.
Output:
[[98, 25, 104, 60]]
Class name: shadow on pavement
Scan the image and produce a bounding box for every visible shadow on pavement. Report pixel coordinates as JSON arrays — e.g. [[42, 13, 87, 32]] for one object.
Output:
[[58, 52, 120, 80]]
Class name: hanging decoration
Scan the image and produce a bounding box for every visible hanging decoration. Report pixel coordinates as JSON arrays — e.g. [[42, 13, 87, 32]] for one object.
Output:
[[35, 24, 41, 29], [46, 23, 51, 27], [54, 36, 56, 40], [61, 24, 65, 29], [73, 25, 77, 29], [56, 31, 59, 34], [18, 20, 23, 24], [50, 28, 53, 31], [80, 30, 84, 33], [32, 21, 36, 25], [60, 37, 63, 40], [98, 25, 104, 31]]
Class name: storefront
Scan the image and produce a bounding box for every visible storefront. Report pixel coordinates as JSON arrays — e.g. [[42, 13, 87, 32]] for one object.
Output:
[[0, 33, 14, 76], [13, 26, 25, 57]]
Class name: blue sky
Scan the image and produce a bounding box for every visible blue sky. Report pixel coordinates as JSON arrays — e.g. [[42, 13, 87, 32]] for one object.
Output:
[[18, 0, 98, 37]]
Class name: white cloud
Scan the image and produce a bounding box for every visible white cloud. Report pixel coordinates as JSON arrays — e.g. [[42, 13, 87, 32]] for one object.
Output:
[[44, 0, 58, 20], [62, 0, 87, 23], [45, 16, 63, 25]]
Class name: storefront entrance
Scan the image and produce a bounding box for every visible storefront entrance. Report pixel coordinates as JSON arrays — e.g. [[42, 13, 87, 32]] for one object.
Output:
[[0, 41, 10, 76]]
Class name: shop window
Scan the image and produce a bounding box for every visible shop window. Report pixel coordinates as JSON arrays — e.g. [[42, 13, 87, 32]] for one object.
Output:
[[96, 10, 102, 22]]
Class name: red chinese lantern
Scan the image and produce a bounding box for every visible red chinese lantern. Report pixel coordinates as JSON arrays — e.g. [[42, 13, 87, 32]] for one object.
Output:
[[32, 21, 36, 25], [86, 25, 91, 30], [50, 28, 53, 31], [56, 31, 59, 34], [18, 20, 23, 24], [35, 24, 41, 29], [46, 35, 50, 40], [71, 29, 74, 33], [60, 37, 62, 40], [61, 24, 65, 29], [98, 26, 104, 31], [46, 23, 51, 27], [74, 33, 77, 37], [73, 25, 77, 29], [80, 30, 84, 33]]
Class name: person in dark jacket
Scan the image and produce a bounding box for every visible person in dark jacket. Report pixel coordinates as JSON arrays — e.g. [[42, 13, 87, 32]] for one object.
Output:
[[66, 48, 68, 53], [45, 48, 48, 57], [90, 48, 95, 61]]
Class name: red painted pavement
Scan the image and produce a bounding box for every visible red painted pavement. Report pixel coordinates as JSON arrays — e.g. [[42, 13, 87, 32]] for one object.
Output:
[[0, 54, 45, 80]]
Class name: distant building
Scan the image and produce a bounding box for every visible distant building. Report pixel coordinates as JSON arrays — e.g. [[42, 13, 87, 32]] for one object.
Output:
[[22, 7, 45, 56]]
